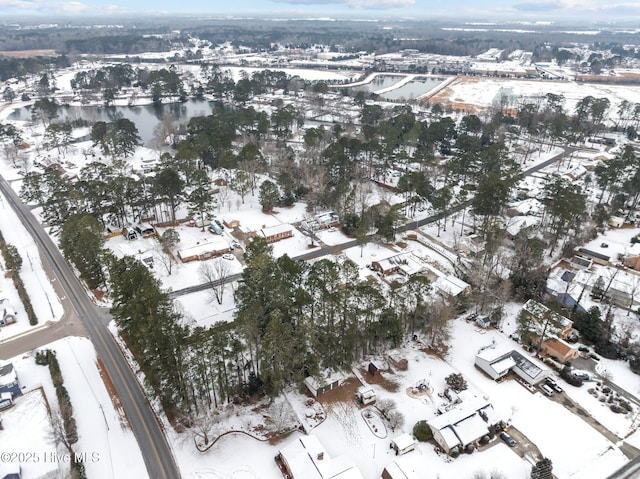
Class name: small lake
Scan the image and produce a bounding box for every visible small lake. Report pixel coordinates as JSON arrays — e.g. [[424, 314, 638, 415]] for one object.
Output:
[[380, 76, 449, 101], [9, 99, 215, 146]]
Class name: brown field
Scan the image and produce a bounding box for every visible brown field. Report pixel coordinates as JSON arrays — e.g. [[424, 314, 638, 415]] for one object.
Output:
[[425, 76, 484, 114], [0, 49, 57, 58]]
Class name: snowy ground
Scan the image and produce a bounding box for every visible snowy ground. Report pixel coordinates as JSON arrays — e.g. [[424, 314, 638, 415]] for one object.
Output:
[[0, 190, 63, 341], [447, 318, 631, 479], [2, 337, 147, 479], [439, 77, 640, 123]]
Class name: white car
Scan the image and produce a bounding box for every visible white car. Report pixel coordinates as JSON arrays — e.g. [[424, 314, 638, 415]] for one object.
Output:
[[222, 253, 234, 261]]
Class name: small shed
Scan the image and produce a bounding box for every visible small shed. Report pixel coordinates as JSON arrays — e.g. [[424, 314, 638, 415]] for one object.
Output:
[[368, 362, 381, 376], [304, 372, 346, 398], [390, 434, 416, 456], [355, 386, 376, 406], [608, 216, 625, 228]]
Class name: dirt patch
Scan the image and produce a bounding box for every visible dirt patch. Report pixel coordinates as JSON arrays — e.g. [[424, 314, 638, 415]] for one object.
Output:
[[96, 358, 130, 429], [359, 367, 400, 393], [317, 376, 361, 405]]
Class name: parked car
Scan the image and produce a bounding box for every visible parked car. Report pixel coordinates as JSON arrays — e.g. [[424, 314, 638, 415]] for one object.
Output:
[[214, 219, 225, 230], [545, 379, 563, 393], [539, 383, 554, 396], [222, 253, 234, 261], [500, 432, 516, 447]]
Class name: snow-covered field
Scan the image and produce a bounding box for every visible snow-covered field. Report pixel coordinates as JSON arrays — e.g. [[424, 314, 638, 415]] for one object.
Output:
[[439, 77, 640, 121], [2, 337, 147, 479]]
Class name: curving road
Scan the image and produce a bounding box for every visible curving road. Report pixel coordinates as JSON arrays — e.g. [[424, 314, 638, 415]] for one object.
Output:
[[0, 176, 181, 479]]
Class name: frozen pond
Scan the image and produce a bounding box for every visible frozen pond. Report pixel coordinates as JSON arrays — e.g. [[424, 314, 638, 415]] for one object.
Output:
[[9, 99, 215, 146], [381, 76, 450, 101]]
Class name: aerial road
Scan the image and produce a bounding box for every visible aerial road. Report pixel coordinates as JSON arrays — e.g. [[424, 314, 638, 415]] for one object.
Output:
[[0, 176, 181, 479]]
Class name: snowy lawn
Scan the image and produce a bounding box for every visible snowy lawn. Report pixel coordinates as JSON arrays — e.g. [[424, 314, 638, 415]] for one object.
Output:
[[4, 337, 147, 479], [447, 318, 630, 479]]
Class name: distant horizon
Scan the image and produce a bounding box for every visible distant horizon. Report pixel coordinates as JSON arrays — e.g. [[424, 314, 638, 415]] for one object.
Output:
[[1, 0, 639, 23]]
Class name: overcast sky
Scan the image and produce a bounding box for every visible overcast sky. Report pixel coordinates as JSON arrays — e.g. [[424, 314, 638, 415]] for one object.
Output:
[[1, 0, 639, 20]]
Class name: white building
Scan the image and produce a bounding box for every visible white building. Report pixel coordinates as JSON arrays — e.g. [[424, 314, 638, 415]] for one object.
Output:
[[426, 398, 498, 454], [475, 343, 552, 385], [278, 435, 364, 479]]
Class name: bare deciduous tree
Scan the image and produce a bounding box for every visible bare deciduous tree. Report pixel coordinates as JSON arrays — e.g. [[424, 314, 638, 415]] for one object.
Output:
[[199, 258, 231, 305], [266, 398, 296, 434]]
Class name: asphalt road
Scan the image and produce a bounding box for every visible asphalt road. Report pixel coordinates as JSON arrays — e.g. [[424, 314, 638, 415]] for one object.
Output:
[[0, 177, 181, 479]]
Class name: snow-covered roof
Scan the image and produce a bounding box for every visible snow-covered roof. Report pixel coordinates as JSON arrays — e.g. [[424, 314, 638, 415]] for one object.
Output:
[[438, 426, 461, 450], [177, 238, 229, 258], [383, 460, 420, 479], [490, 356, 516, 375], [506, 216, 540, 237], [476, 342, 515, 363], [260, 223, 293, 237], [391, 433, 415, 451], [0, 363, 16, 387], [427, 398, 491, 431], [452, 412, 490, 446], [433, 275, 470, 297], [522, 299, 572, 330], [280, 435, 363, 479]]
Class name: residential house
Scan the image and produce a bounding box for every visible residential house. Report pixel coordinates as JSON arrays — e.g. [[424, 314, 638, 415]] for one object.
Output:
[[177, 239, 229, 263], [0, 364, 21, 400], [542, 338, 580, 363], [278, 435, 364, 479], [475, 343, 552, 385], [382, 460, 420, 479], [258, 224, 294, 244], [521, 299, 574, 339], [456, 234, 485, 256], [426, 399, 498, 454], [371, 252, 424, 277], [0, 298, 17, 327]]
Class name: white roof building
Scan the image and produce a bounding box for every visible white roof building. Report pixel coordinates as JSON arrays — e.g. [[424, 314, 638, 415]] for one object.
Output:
[[426, 398, 497, 453], [279, 435, 364, 479], [475, 342, 551, 385], [382, 458, 420, 479], [177, 238, 229, 262]]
